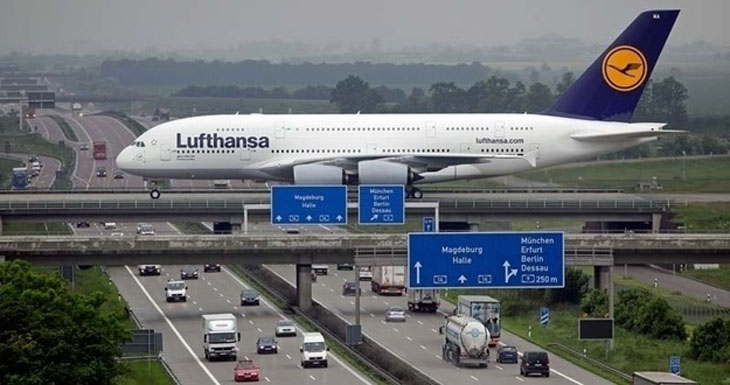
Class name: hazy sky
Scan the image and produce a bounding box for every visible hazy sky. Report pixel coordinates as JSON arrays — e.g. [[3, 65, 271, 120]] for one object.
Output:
[[1, 0, 728, 56]]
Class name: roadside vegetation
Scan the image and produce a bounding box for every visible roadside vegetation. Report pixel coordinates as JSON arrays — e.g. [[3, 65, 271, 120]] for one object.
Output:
[[1, 222, 72, 235], [46, 115, 79, 142], [0, 156, 23, 189], [442, 268, 730, 384], [142, 96, 337, 117]]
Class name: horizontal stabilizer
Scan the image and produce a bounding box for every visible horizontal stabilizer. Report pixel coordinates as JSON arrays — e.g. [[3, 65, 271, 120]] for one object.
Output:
[[571, 126, 684, 142]]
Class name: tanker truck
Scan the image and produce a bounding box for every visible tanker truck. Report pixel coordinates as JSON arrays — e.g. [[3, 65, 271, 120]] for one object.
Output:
[[439, 314, 490, 367]]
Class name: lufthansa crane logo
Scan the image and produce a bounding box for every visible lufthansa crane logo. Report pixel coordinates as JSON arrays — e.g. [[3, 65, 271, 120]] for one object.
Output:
[[602, 45, 647, 92]]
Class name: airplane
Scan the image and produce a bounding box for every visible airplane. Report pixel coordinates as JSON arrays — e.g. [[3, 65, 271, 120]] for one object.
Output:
[[117, 10, 681, 200]]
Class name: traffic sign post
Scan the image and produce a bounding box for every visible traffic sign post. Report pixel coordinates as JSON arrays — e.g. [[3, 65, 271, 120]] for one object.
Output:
[[358, 185, 405, 225], [423, 217, 435, 232], [271, 185, 347, 225], [670, 355, 680, 375], [407, 232, 564, 289], [540, 307, 549, 328]]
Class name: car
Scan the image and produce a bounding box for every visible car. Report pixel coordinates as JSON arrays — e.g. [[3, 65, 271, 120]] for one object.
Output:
[[384, 307, 406, 322], [358, 266, 373, 281], [79, 143, 89, 151], [137, 223, 155, 235], [275, 320, 296, 337], [497, 345, 519, 364], [104, 222, 117, 230], [285, 228, 300, 234], [28, 155, 38, 162], [180, 265, 199, 280], [110, 231, 124, 237], [75, 221, 90, 228], [113, 172, 125, 179], [164, 280, 187, 302], [240, 289, 260, 306], [342, 281, 360, 296], [312, 264, 328, 275], [520, 351, 550, 377], [233, 359, 260, 382], [336, 263, 354, 270], [96, 166, 107, 177], [204, 264, 221, 272], [256, 336, 279, 354], [138, 264, 162, 276]]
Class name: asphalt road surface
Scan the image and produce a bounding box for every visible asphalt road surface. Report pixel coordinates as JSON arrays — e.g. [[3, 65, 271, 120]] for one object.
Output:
[[621, 265, 730, 308]]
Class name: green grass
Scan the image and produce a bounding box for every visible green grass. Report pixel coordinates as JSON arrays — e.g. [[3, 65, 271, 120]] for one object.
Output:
[[0, 133, 76, 189], [118, 359, 175, 385], [2, 222, 72, 235], [682, 265, 730, 292], [0, 156, 23, 189], [518, 155, 730, 192], [442, 290, 730, 385], [46, 115, 79, 142], [75, 266, 136, 330]]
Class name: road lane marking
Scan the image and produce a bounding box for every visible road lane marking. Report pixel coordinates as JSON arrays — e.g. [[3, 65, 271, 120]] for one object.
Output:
[[470, 375, 479, 381], [257, 328, 262, 333], [198, 307, 203, 312], [123, 266, 220, 385], [226, 299, 231, 304], [207, 282, 211, 286], [435, 354, 441, 359], [417, 321, 423, 325], [392, 328, 399, 333], [349, 301, 355, 305], [369, 313, 375, 317], [219, 293, 224, 297], [380, 320, 386, 324], [515, 376, 524, 382], [264, 377, 270, 382], [222, 266, 372, 384], [495, 365, 503, 370], [248, 320, 254, 325], [213, 287, 218, 291], [405, 336, 412, 341], [192, 301, 197, 305], [285, 354, 292, 360], [431, 328, 438, 334], [419, 345, 427, 350], [329, 288, 334, 293], [308, 375, 316, 381], [383, 301, 389, 306]]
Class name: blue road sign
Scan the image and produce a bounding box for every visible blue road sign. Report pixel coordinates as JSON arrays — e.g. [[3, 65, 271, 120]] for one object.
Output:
[[423, 217, 435, 232], [670, 355, 680, 375], [540, 307, 549, 327], [271, 185, 347, 225], [407, 232, 564, 289], [358, 185, 405, 225]]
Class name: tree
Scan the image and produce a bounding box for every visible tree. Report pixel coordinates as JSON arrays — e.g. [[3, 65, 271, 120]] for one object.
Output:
[[615, 288, 652, 331], [0, 261, 130, 385], [689, 317, 730, 363], [545, 268, 589, 305], [555, 72, 574, 96], [523, 82, 554, 112], [429, 82, 467, 113], [633, 77, 688, 127], [635, 297, 687, 340], [581, 289, 608, 317], [330, 75, 384, 113]]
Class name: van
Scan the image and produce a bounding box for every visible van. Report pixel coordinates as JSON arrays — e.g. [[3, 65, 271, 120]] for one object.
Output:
[[300, 332, 328, 368], [104, 222, 117, 230], [520, 351, 550, 377]]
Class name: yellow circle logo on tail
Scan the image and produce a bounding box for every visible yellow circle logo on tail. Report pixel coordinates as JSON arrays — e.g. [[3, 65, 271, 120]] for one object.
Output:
[[602, 45, 647, 92]]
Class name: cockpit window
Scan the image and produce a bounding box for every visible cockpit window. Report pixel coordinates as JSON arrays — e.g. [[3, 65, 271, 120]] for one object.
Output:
[[132, 141, 146, 148]]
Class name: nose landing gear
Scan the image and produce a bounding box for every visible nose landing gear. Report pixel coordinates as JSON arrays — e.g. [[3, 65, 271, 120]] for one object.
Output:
[[406, 186, 423, 199], [150, 188, 161, 199]]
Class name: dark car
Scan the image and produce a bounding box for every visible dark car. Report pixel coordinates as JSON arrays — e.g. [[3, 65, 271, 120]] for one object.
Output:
[[497, 345, 518, 364], [240, 289, 260, 306], [342, 281, 360, 296], [96, 167, 107, 177], [204, 264, 221, 272], [180, 265, 199, 280], [520, 351, 550, 377], [336, 263, 354, 270], [113, 172, 125, 179], [256, 336, 278, 354], [75, 221, 90, 228]]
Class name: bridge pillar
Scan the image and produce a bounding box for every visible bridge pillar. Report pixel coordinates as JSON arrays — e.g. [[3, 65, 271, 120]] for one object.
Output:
[[0, 215, 3, 234], [469, 223, 480, 232], [593, 266, 611, 290], [651, 213, 662, 233], [295, 264, 313, 311]]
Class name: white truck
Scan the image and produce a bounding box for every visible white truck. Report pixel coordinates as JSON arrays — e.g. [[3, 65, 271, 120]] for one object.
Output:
[[456, 295, 501, 347], [300, 332, 329, 368], [371, 265, 405, 295], [407, 289, 440, 312], [439, 314, 490, 367], [202, 314, 240, 361]]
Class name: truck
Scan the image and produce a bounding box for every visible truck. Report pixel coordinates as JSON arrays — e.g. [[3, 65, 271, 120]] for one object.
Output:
[[12, 167, 28, 189], [456, 295, 501, 347], [202, 313, 240, 361], [439, 314, 490, 367], [71, 102, 82, 115], [407, 289, 440, 312], [300, 332, 329, 368], [93, 141, 107, 160], [371, 265, 406, 295]]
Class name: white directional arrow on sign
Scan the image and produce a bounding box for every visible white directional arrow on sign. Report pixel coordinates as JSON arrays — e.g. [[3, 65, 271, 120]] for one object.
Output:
[[458, 275, 467, 284], [275, 215, 282, 222], [503, 260, 518, 283], [370, 214, 379, 221], [413, 261, 422, 284], [305, 215, 313, 222], [336, 215, 343, 221]]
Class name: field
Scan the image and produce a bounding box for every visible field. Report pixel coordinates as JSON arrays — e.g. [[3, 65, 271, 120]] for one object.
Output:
[[518, 155, 730, 192]]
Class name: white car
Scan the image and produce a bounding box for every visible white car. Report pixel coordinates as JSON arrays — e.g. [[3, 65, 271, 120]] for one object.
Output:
[[384, 307, 406, 322], [165, 280, 187, 302], [137, 223, 155, 235], [358, 267, 373, 281], [275, 320, 297, 337], [312, 264, 329, 275]]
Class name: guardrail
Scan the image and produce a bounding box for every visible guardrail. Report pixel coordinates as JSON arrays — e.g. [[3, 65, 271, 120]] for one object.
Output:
[[546, 343, 633, 382]]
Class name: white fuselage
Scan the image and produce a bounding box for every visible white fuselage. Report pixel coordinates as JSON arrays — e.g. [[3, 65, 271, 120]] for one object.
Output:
[[116, 113, 656, 184]]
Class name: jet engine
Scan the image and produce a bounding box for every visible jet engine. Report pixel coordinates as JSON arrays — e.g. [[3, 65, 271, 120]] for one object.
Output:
[[358, 160, 421, 185], [293, 164, 348, 185]]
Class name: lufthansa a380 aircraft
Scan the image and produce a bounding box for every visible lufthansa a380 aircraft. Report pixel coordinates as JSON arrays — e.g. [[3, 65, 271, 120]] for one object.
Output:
[[117, 10, 681, 199]]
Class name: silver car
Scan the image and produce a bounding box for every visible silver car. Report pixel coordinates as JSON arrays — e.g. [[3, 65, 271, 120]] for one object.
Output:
[[384, 307, 406, 322], [275, 320, 297, 337]]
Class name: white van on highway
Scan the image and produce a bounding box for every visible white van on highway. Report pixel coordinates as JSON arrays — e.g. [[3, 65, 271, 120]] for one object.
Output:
[[104, 222, 117, 230], [300, 332, 329, 368]]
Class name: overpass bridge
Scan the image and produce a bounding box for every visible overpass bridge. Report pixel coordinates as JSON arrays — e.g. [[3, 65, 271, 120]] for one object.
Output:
[[0, 191, 669, 231], [3, 233, 728, 308]]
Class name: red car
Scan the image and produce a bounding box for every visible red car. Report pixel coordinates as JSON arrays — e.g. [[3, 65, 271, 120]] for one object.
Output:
[[234, 359, 260, 382]]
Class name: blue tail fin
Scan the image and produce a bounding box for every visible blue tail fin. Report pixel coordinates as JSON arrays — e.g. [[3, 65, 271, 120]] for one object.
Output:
[[543, 10, 679, 122]]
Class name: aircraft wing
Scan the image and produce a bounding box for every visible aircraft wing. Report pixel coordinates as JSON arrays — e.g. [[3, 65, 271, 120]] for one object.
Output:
[[571, 123, 685, 142]]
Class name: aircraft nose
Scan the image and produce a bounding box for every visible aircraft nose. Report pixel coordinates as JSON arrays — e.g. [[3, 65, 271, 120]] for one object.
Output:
[[116, 147, 136, 172]]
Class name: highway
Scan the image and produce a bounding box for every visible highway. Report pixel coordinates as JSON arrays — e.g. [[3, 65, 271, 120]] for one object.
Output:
[[265, 264, 612, 385], [0, 153, 60, 189]]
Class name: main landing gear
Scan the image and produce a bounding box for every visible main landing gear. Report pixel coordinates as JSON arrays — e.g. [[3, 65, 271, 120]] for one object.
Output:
[[150, 188, 161, 199], [406, 186, 423, 199]]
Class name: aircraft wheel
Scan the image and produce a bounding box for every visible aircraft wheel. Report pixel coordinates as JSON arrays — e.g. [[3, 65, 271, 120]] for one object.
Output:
[[150, 189, 161, 199]]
